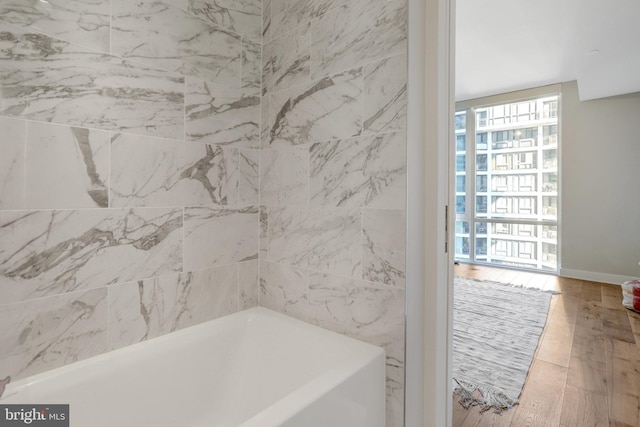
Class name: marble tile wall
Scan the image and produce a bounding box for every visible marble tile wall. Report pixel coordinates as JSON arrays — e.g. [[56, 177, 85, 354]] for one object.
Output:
[[259, 0, 408, 425], [0, 0, 260, 382], [1, 1, 408, 425]]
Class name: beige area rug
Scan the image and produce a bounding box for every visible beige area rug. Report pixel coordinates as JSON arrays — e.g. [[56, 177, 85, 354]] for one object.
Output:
[[453, 276, 556, 413]]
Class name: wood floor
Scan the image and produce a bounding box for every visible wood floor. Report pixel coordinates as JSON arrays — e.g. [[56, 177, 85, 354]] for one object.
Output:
[[452, 264, 640, 427]]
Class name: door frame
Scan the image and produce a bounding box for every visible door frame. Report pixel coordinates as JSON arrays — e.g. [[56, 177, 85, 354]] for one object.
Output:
[[405, 0, 455, 425]]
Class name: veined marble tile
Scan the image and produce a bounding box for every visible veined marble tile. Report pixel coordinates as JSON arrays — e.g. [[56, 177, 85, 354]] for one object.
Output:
[[259, 260, 308, 321], [112, 0, 241, 87], [267, 206, 361, 278], [364, 54, 407, 135], [188, 0, 262, 41], [0, 288, 107, 381], [110, 133, 185, 207], [270, 0, 344, 40], [108, 265, 238, 349], [310, 0, 407, 79], [260, 205, 268, 258], [25, 122, 109, 209], [260, 94, 270, 148], [362, 209, 406, 288], [163, 0, 188, 10], [262, 0, 272, 41], [386, 361, 405, 427], [239, 259, 258, 309], [237, 148, 259, 205], [184, 207, 258, 271], [242, 38, 262, 96], [0, 117, 25, 210], [185, 77, 260, 148], [262, 22, 311, 95], [205, 263, 240, 318], [268, 67, 363, 147], [180, 265, 238, 324], [110, 133, 238, 207], [310, 132, 406, 208], [0, 0, 110, 53], [0, 208, 183, 305], [307, 271, 405, 365], [0, 26, 184, 140], [260, 146, 309, 206]]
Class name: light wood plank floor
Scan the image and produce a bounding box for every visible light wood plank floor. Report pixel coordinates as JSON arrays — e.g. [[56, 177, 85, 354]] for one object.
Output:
[[453, 264, 640, 427]]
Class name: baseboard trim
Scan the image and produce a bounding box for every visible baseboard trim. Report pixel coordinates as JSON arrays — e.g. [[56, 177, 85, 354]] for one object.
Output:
[[559, 268, 638, 285]]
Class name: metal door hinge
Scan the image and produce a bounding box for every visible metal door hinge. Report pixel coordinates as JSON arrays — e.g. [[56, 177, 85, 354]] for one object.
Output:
[[445, 205, 449, 253]]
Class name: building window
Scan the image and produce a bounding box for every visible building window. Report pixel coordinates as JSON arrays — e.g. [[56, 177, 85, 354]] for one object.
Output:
[[454, 93, 560, 272]]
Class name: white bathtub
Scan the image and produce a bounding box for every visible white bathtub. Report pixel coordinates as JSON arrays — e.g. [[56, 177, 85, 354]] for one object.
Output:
[[1, 307, 386, 427]]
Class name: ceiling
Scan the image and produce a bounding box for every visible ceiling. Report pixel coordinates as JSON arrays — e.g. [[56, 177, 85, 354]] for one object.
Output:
[[455, 0, 640, 102]]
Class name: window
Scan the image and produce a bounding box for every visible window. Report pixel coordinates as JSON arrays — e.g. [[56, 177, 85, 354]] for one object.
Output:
[[476, 154, 488, 171], [454, 94, 560, 272], [455, 112, 466, 130], [456, 155, 466, 172], [543, 125, 557, 145], [476, 132, 488, 150], [543, 100, 558, 118], [476, 175, 487, 192], [477, 111, 487, 127]]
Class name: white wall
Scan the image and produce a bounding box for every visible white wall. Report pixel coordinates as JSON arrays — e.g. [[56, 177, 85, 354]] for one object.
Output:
[[561, 81, 640, 283]]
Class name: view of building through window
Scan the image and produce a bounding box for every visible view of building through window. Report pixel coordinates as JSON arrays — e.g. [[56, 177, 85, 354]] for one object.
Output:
[[455, 95, 559, 271]]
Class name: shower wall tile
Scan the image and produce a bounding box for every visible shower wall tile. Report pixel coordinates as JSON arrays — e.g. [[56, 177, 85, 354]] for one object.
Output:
[[262, 22, 311, 95], [110, 133, 239, 208], [208, 263, 241, 317], [260, 147, 309, 206], [110, 134, 186, 208], [309, 132, 406, 208], [109, 273, 187, 349], [260, 205, 269, 258], [267, 206, 361, 278], [386, 362, 405, 427], [164, 0, 188, 10], [111, 0, 242, 87], [270, 0, 344, 40], [0, 117, 26, 210], [237, 149, 260, 205], [0, 208, 183, 305], [310, 0, 407, 79], [260, 94, 270, 148], [25, 122, 109, 209], [262, 0, 272, 41], [0, 0, 263, 385], [184, 206, 259, 271], [108, 265, 238, 350], [185, 78, 260, 147], [0, 0, 110, 53], [0, 288, 108, 381], [239, 259, 259, 309], [307, 271, 405, 365], [242, 38, 262, 96], [188, 0, 262, 41], [0, 26, 184, 140], [260, 261, 308, 321], [259, 1, 407, 425], [362, 209, 406, 288], [268, 67, 363, 147], [363, 54, 407, 135]]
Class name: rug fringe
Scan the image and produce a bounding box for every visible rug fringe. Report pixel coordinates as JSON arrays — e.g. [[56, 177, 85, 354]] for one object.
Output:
[[454, 378, 519, 414]]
